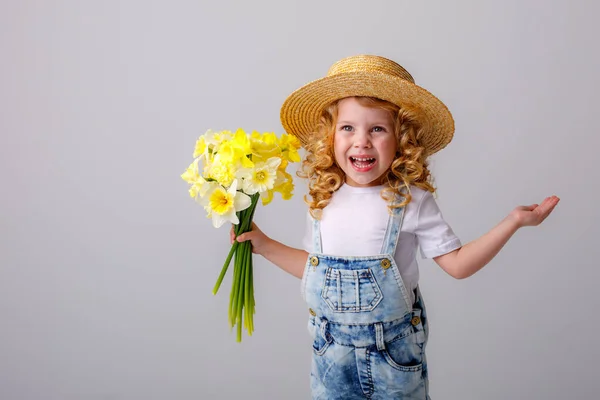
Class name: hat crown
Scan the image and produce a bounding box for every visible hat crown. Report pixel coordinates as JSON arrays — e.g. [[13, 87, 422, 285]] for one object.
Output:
[[327, 55, 415, 84]]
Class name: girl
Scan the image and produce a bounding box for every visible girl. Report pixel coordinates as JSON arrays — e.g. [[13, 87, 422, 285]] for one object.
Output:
[[231, 55, 559, 399]]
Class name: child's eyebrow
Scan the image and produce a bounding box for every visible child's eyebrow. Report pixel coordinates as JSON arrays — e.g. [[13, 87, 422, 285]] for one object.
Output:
[[336, 121, 392, 125], [370, 122, 393, 126]]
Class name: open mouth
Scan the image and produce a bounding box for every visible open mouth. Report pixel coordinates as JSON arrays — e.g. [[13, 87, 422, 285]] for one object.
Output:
[[350, 157, 376, 170]]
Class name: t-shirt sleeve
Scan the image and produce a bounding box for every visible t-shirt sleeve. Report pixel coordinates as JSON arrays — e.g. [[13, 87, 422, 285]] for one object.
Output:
[[414, 191, 462, 258], [302, 211, 313, 253]]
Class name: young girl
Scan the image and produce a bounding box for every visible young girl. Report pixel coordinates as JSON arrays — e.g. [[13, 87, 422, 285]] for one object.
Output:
[[231, 55, 559, 399]]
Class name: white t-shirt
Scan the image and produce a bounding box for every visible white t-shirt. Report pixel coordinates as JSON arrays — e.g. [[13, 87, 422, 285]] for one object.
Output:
[[302, 184, 462, 305]]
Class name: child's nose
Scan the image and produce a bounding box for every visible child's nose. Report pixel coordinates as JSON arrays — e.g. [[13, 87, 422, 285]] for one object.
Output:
[[353, 132, 372, 148]]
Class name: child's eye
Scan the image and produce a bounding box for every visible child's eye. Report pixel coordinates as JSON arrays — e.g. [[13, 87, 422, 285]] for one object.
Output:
[[372, 126, 386, 133], [340, 125, 353, 132]]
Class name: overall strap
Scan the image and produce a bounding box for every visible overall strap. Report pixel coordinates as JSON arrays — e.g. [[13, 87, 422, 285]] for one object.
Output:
[[380, 198, 406, 256], [312, 217, 323, 253]]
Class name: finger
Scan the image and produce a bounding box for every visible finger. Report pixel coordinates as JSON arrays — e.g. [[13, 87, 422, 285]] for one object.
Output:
[[236, 232, 252, 242], [543, 203, 558, 220], [538, 196, 559, 213], [544, 196, 560, 213], [536, 196, 560, 220], [230, 225, 236, 244]]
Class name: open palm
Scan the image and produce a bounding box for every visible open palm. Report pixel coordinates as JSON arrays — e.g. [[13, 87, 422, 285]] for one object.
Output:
[[509, 195, 560, 228]]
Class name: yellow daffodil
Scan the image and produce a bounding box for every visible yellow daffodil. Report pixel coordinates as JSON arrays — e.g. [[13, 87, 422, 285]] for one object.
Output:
[[276, 179, 294, 200], [260, 132, 278, 146], [180, 160, 199, 184], [250, 131, 279, 162], [204, 129, 233, 152], [207, 154, 237, 187], [279, 133, 301, 163], [219, 129, 253, 167], [181, 160, 208, 198], [238, 157, 281, 195], [193, 136, 207, 158], [260, 171, 294, 205], [231, 129, 253, 167], [260, 189, 274, 206], [202, 180, 251, 228], [273, 171, 294, 200], [215, 140, 236, 165]]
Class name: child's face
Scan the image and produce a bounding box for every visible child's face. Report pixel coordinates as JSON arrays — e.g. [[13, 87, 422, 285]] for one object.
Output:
[[333, 97, 397, 187]]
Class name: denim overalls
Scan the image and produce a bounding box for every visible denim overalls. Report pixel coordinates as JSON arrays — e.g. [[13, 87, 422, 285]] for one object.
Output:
[[300, 202, 431, 400]]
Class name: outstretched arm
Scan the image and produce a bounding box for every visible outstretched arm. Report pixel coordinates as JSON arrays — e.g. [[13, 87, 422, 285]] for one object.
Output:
[[434, 195, 560, 279], [232, 223, 308, 279]]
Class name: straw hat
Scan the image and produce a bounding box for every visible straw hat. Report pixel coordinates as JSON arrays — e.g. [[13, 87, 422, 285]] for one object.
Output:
[[280, 54, 455, 154]]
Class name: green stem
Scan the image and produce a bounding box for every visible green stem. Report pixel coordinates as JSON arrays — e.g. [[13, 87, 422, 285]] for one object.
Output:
[[229, 243, 242, 327], [244, 240, 253, 335], [250, 260, 255, 332], [239, 194, 260, 233], [235, 245, 247, 342], [213, 241, 238, 295], [212, 192, 261, 341]]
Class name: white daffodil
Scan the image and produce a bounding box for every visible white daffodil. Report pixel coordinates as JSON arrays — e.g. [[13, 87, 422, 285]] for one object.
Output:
[[201, 180, 251, 228], [237, 157, 281, 195]]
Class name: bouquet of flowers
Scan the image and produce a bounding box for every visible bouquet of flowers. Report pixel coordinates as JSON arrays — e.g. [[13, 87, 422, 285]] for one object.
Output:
[[181, 129, 301, 341]]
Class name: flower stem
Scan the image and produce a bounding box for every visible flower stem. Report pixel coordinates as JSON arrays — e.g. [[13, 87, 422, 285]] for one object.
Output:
[[229, 238, 244, 327], [213, 192, 261, 342], [213, 241, 238, 295], [244, 240, 253, 335], [235, 246, 247, 342]]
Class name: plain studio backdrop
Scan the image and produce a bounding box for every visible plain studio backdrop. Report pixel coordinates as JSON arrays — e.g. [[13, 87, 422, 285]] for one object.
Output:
[[1, 1, 599, 399]]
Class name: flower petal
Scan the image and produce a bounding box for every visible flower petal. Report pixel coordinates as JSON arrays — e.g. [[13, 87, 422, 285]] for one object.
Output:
[[242, 179, 259, 195], [212, 209, 238, 228], [227, 179, 238, 194], [266, 157, 282, 170], [261, 189, 274, 206], [234, 191, 251, 212]]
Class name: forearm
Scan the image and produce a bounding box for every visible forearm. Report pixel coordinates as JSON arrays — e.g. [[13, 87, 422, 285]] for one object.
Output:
[[261, 239, 308, 279], [437, 216, 520, 279]]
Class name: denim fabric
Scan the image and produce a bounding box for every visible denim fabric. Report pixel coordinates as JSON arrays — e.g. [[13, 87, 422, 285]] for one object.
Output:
[[301, 204, 431, 399]]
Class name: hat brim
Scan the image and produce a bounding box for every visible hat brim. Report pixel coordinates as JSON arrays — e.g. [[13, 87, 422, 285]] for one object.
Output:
[[280, 72, 454, 155]]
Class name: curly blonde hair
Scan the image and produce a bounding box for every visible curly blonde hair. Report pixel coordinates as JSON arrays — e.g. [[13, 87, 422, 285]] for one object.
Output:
[[297, 96, 435, 219]]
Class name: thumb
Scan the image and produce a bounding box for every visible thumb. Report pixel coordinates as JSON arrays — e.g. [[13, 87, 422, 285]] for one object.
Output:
[[236, 231, 253, 243], [518, 204, 538, 211]]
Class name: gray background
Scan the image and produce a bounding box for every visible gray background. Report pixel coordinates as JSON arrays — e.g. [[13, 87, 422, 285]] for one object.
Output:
[[1, 0, 599, 399]]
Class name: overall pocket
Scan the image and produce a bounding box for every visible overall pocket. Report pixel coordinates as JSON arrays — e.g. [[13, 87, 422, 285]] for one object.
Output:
[[321, 267, 383, 313], [374, 328, 428, 399], [308, 317, 332, 356], [381, 327, 425, 372]]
